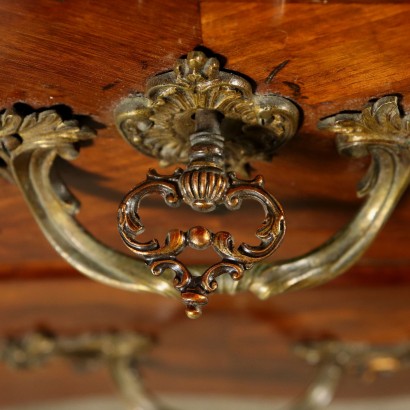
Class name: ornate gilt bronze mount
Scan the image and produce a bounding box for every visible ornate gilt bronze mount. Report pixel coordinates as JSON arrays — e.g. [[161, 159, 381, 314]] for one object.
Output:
[[0, 51, 409, 319], [115, 51, 299, 175], [116, 52, 298, 318], [118, 109, 286, 318]]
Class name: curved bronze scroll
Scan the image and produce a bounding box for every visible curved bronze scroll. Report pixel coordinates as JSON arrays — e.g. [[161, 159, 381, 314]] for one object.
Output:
[[115, 51, 299, 175], [0, 94, 408, 317], [233, 95, 410, 299], [118, 109, 286, 318]]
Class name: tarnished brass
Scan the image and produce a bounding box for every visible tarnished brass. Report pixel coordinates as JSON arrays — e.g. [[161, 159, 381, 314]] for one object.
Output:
[[0, 106, 183, 298], [118, 108, 286, 318], [115, 51, 299, 175], [0, 108, 93, 182], [4, 333, 406, 410], [0, 52, 409, 319]]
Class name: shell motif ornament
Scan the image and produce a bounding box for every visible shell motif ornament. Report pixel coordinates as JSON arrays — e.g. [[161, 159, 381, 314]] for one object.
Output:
[[115, 51, 299, 175], [116, 52, 299, 318]]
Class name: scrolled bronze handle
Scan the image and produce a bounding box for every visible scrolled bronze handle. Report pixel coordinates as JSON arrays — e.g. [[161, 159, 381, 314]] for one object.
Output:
[[118, 108, 286, 319], [1, 50, 408, 320]]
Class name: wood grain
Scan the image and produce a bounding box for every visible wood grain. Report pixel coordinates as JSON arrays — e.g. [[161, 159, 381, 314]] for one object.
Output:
[[201, 1, 410, 130]]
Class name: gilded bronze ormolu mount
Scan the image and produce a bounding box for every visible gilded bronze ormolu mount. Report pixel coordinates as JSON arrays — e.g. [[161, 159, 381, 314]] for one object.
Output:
[[0, 51, 409, 318]]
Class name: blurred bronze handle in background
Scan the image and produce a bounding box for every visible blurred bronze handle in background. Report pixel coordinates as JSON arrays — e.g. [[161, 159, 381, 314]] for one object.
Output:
[[1, 332, 409, 410]]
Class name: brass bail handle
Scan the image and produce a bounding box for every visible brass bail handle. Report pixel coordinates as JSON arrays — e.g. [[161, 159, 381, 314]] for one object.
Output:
[[118, 106, 286, 318]]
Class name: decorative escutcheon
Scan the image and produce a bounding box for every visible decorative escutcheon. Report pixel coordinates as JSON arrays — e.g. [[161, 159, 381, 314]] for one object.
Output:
[[116, 51, 299, 318]]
